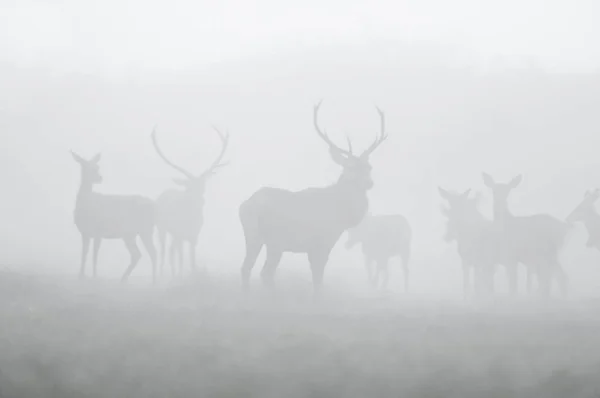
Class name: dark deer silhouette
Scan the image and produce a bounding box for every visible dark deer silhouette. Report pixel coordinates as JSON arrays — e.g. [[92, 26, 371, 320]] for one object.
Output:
[[566, 189, 600, 250], [151, 126, 229, 277], [439, 187, 498, 298], [482, 173, 569, 298], [239, 101, 388, 292], [71, 151, 157, 283], [345, 212, 412, 291]]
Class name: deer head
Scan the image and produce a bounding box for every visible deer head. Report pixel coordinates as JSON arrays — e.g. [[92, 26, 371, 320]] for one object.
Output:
[[151, 126, 229, 196], [482, 173, 522, 204], [313, 101, 387, 191], [567, 189, 600, 224], [438, 187, 482, 242], [71, 151, 103, 185]]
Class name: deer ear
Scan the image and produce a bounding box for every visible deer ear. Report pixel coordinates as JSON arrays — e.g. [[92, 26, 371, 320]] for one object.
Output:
[[90, 153, 101, 163], [71, 151, 85, 163], [329, 147, 349, 167], [461, 188, 471, 198], [482, 173, 495, 188], [509, 174, 522, 189]]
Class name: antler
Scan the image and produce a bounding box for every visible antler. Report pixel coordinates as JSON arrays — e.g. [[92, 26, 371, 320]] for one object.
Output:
[[313, 101, 353, 156], [198, 126, 230, 178], [151, 127, 195, 179], [360, 106, 387, 159]]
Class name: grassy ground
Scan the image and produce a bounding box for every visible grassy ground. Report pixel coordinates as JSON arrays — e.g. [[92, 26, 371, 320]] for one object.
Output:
[[0, 270, 599, 398]]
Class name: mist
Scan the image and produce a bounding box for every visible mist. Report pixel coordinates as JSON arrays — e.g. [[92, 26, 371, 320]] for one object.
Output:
[[2, 0, 600, 396]]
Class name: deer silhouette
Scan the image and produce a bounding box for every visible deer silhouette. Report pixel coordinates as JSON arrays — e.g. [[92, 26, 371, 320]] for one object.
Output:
[[71, 151, 157, 283], [345, 212, 412, 291], [151, 126, 229, 277], [566, 189, 600, 250], [239, 101, 388, 292], [439, 187, 499, 298], [482, 173, 569, 298]]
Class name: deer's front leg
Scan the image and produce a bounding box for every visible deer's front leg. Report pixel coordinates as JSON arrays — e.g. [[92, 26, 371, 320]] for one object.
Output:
[[79, 235, 91, 279]]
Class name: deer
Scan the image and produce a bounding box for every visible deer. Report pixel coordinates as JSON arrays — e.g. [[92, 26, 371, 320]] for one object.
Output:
[[71, 151, 157, 283], [566, 189, 600, 250], [344, 212, 412, 291], [482, 173, 570, 298], [239, 101, 388, 292], [151, 126, 229, 277], [438, 187, 500, 298]]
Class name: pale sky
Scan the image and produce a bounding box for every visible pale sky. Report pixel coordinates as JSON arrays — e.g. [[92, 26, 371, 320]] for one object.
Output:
[[1, 0, 599, 75]]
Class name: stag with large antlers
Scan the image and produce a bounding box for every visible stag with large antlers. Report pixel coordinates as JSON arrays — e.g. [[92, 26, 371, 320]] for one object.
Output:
[[151, 126, 229, 277], [566, 189, 600, 250], [71, 152, 157, 283], [239, 101, 388, 292], [482, 173, 570, 298], [345, 212, 412, 291]]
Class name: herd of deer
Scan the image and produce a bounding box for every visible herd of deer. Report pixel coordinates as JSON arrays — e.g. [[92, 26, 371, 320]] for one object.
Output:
[[69, 101, 600, 299]]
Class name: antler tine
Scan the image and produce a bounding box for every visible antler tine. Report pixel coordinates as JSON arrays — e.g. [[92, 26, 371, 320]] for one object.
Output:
[[360, 105, 388, 158], [151, 126, 195, 179], [313, 101, 352, 156], [345, 135, 353, 155], [198, 125, 230, 178]]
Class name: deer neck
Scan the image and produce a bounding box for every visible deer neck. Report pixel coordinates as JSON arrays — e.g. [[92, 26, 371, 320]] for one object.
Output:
[[75, 179, 97, 215], [582, 211, 600, 242], [331, 179, 369, 229], [492, 199, 513, 224]]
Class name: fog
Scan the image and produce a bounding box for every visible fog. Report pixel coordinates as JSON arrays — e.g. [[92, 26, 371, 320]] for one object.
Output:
[[2, 0, 600, 396]]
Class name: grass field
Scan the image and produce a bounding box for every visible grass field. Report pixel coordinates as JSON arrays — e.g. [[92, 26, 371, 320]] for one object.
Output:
[[0, 270, 599, 398]]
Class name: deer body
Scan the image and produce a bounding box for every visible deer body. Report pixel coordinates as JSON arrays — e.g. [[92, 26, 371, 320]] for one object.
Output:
[[345, 213, 412, 291], [483, 173, 569, 297], [151, 126, 229, 277], [240, 101, 388, 291], [71, 152, 157, 283]]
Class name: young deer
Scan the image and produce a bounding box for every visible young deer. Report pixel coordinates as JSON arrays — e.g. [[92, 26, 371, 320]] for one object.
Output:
[[345, 212, 412, 291], [566, 189, 600, 250], [439, 187, 499, 298], [482, 173, 569, 298], [71, 151, 157, 283], [151, 126, 229, 277], [239, 101, 389, 292]]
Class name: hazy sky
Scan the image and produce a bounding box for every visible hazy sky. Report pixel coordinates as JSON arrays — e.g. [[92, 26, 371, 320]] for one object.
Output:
[[1, 0, 599, 75]]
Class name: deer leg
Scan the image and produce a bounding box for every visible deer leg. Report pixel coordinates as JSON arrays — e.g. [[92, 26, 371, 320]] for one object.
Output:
[[260, 246, 283, 288], [505, 262, 518, 296], [169, 237, 178, 278], [158, 229, 166, 277], [79, 235, 91, 279], [92, 237, 102, 278], [308, 250, 329, 294], [189, 238, 199, 276], [401, 253, 410, 293], [178, 241, 185, 278], [378, 258, 390, 290], [241, 239, 263, 289], [526, 265, 534, 294], [121, 236, 141, 283], [140, 232, 157, 285]]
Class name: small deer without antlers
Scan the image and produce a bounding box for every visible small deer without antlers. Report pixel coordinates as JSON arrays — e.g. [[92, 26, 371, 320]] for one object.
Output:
[[71, 151, 157, 283], [151, 126, 229, 277], [239, 101, 389, 292], [482, 173, 569, 298], [345, 212, 412, 291]]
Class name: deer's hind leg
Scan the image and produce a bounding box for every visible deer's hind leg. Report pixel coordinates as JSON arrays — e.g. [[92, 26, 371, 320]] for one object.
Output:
[[121, 236, 142, 283], [140, 232, 157, 285]]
